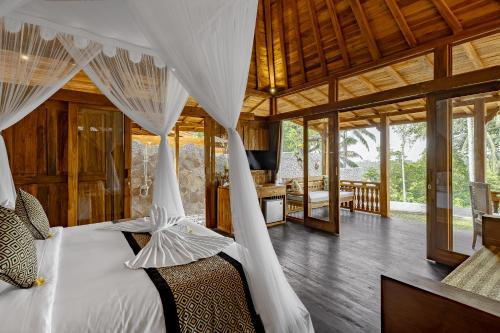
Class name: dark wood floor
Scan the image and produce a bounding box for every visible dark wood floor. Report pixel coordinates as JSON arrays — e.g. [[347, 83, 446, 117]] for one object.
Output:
[[268, 211, 453, 333]]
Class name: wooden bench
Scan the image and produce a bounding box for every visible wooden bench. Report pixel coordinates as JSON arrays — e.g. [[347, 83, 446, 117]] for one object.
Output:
[[284, 176, 354, 215], [381, 215, 500, 332]]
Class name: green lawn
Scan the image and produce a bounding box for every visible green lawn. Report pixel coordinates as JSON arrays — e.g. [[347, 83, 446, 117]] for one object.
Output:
[[390, 210, 473, 230]]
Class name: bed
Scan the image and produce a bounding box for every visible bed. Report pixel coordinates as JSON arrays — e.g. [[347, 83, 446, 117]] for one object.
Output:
[[287, 190, 355, 215], [0, 221, 264, 333]]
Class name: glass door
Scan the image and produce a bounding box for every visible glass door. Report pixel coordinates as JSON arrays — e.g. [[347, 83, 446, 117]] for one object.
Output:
[[304, 113, 340, 234], [427, 87, 500, 264]]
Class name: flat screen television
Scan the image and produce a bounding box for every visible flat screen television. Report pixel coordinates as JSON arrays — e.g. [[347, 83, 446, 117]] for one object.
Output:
[[246, 150, 277, 170]]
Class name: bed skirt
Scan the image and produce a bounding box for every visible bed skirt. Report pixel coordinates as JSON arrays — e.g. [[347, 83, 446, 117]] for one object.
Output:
[[123, 232, 264, 333]]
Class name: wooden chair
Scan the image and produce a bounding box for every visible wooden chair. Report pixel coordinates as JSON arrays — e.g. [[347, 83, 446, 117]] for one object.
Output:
[[469, 182, 493, 249]]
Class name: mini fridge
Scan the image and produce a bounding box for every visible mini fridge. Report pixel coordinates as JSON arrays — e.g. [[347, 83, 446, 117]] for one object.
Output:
[[262, 198, 284, 224]]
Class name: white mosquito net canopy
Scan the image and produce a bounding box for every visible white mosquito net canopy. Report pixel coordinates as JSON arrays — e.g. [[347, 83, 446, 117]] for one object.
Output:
[[0, 1, 314, 332]]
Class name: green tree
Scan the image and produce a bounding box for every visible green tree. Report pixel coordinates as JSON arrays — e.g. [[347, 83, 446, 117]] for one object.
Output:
[[339, 128, 376, 168], [392, 123, 426, 202]]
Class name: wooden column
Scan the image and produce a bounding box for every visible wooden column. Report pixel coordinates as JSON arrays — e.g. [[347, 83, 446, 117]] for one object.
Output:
[[175, 124, 180, 179], [123, 116, 132, 218], [67, 102, 78, 227], [270, 96, 277, 116], [380, 115, 390, 218], [473, 99, 486, 182], [329, 77, 340, 234], [303, 118, 309, 222], [329, 112, 340, 234], [204, 118, 217, 228]]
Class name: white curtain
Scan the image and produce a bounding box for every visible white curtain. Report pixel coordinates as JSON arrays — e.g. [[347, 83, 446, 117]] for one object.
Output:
[[130, 1, 314, 332], [0, 17, 100, 209], [59, 37, 189, 217], [0, 0, 29, 17]]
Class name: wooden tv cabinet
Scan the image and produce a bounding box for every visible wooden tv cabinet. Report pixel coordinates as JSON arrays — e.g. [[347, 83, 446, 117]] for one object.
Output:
[[217, 183, 286, 235]]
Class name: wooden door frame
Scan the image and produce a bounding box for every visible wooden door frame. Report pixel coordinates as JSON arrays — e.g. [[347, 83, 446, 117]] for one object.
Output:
[[426, 82, 500, 265], [67, 102, 130, 226], [303, 113, 340, 234]]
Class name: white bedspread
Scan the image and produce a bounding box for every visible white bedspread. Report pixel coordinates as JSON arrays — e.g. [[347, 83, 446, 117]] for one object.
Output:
[[0, 227, 63, 333], [0, 221, 241, 333], [54, 221, 240, 333]]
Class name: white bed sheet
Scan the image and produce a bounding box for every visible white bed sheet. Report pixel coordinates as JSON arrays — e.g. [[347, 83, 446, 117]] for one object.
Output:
[[52, 221, 240, 333], [0, 226, 63, 333]]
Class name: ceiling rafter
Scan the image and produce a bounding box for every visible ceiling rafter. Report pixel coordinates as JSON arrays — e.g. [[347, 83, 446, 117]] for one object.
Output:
[[348, 0, 381, 60], [430, 0, 463, 34], [264, 0, 276, 89], [306, 0, 328, 76], [280, 96, 303, 110], [296, 92, 317, 106], [254, 0, 269, 89], [385, 65, 408, 86], [290, 0, 307, 83], [383, 0, 417, 47], [248, 97, 269, 113], [326, 0, 350, 67], [462, 42, 484, 69], [276, 0, 288, 89]]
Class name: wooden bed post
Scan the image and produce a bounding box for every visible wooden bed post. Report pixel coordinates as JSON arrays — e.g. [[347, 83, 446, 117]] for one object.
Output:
[[380, 115, 390, 218]]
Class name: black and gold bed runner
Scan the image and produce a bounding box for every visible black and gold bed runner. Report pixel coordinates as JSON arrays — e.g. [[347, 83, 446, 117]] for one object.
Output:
[[123, 232, 264, 333]]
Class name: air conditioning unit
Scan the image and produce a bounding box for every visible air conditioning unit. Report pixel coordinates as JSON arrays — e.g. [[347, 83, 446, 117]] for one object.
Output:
[[262, 198, 283, 224]]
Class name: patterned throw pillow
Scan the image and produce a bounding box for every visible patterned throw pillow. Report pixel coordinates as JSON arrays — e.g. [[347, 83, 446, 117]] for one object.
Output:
[[0, 206, 38, 288], [323, 175, 329, 191], [15, 189, 50, 240]]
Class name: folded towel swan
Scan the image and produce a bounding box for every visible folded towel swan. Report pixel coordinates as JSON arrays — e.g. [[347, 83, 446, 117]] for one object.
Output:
[[102, 205, 234, 268]]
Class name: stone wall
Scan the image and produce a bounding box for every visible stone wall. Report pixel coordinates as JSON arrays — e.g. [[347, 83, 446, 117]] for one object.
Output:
[[131, 138, 206, 218]]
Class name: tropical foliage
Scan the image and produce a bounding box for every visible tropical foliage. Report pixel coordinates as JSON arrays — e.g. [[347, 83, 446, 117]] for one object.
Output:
[[339, 129, 376, 168]]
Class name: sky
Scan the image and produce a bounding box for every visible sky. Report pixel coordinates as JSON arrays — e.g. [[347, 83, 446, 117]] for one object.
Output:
[[349, 126, 426, 163]]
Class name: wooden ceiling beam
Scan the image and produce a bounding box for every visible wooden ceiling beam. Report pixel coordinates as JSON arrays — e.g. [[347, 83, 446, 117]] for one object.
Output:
[[277, 0, 288, 89], [430, 0, 463, 34], [326, 0, 350, 67], [384, 0, 417, 47], [246, 88, 271, 98], [348, 0, 381, 60], [290, 0, 307, 83], [255, 0, 269, 89], [275, 19, 500, 97], [269, 63, 500, 121], [306, 0, 328, 76], [264, 0, 275, 89]]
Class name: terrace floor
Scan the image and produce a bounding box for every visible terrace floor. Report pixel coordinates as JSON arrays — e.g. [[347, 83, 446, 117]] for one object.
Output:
[[268, 211, 473, 333]]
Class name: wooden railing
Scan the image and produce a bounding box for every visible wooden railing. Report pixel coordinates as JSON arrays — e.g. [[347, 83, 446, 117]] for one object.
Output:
[[340, 180, 381, 214], [284, 177, 382, 215]]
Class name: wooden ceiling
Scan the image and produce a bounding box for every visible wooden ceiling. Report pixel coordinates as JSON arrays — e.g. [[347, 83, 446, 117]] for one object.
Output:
[[249, 0, 500, 93], [63, 0, 500, 124]]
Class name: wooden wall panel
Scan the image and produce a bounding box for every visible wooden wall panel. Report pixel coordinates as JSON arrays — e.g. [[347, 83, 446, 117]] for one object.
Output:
[[3, 93, 129, 228], [4, 101, 70, 228]]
